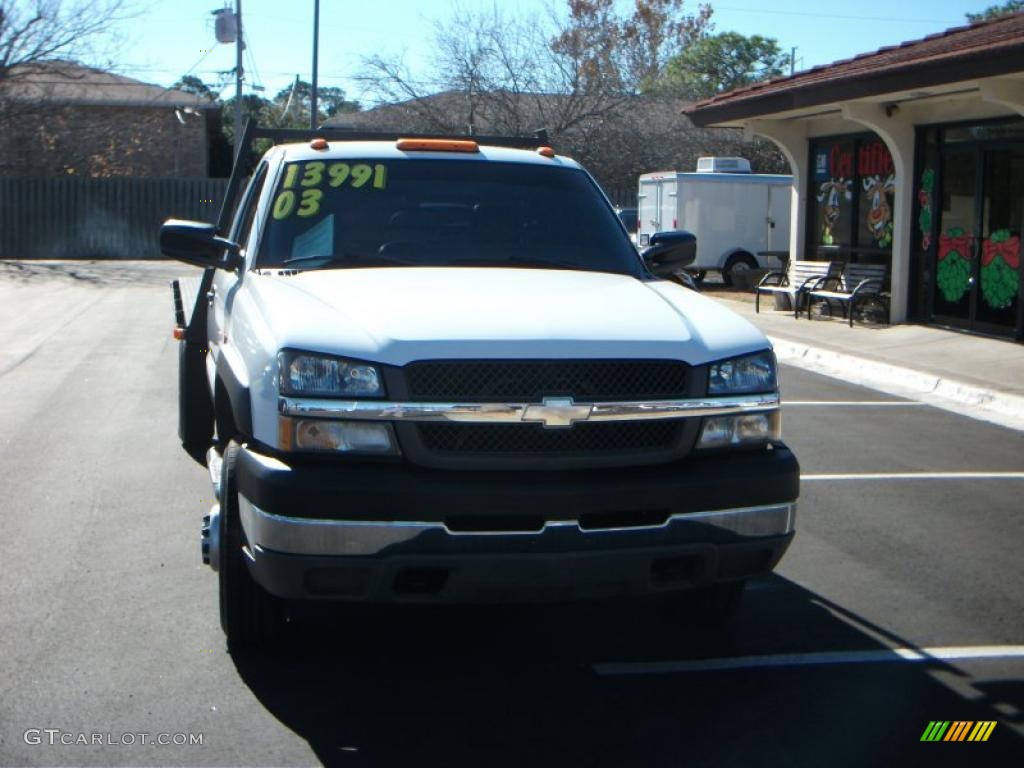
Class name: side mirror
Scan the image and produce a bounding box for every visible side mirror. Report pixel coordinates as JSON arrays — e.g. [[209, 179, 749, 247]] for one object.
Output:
[[160, 219, 242, 270], [641, 230, 696, 277]]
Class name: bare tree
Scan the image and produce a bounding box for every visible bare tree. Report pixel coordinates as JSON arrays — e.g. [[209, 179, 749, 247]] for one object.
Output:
[[354, 0, 788, 192], [0, 1, 130, 76], [359, 0, 711, 133]]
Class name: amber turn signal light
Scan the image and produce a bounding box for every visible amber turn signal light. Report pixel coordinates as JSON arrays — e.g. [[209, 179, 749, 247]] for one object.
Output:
[[396, 138, 479, 153]]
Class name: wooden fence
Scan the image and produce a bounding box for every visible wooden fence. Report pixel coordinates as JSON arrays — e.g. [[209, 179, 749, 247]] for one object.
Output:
[[0, 177, 228, 259], [0, 176, 638, 258]]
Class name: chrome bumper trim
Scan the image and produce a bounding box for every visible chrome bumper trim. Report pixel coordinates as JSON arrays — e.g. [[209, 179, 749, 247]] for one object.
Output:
[[238, 497, 796, 557], [278, 393, 780, 424]]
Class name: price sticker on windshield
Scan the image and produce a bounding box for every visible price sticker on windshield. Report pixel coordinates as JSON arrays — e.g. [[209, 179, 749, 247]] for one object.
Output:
[[273, 162, 388, 220]]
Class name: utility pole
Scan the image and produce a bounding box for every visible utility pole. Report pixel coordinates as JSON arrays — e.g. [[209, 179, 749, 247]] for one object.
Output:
[[234, 0, 244, 159], [310, 0, 320, 129]]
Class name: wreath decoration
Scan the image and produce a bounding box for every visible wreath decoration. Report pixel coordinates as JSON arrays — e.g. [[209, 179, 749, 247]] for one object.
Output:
[[980, 229, 1020, 310], [936, 227, 972, 304]]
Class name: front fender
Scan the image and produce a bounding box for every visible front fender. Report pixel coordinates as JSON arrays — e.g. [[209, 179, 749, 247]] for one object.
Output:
[[216, 345, 253, 439]]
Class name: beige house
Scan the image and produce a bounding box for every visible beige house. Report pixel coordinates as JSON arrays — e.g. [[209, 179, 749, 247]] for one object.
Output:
[[0, 61, 215, 178], [685, 13, 1024, 342]]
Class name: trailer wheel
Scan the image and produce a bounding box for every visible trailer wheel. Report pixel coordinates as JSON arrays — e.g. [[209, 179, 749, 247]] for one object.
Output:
[[722, 253, 757, 287]]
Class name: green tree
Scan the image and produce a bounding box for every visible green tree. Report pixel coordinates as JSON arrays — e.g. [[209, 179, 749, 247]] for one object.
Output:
[[966, 1, 1023, 21], [219, 93, 272, 143], [173, 74, 216, 102], [272, 79, 360, 126], [660, 31, 790, 100]]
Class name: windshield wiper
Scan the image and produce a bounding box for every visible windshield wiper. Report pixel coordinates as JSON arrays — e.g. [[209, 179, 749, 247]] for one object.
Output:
[[274, 252, 368, 269]]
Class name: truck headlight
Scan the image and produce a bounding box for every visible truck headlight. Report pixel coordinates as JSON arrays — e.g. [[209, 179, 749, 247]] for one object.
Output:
[[279, 351, 384, 397], [708, 350, 777, 395]]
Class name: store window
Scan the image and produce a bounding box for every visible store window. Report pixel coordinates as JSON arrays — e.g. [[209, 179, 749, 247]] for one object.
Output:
[[808, 135, 895, 257]]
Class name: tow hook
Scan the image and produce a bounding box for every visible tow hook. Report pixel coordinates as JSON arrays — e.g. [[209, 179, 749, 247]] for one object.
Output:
[[201, 503, 221, 571]]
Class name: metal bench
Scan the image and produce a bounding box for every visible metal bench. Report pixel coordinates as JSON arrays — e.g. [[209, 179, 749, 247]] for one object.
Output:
[[756, 260, 842, 318], [805, 263, 888, 326]]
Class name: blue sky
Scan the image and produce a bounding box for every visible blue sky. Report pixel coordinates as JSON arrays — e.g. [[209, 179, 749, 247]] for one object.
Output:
[[112, 0, 1002, 104]]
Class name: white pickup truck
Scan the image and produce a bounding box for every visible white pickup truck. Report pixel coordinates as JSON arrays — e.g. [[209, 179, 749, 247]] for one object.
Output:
[[164, 125, 799, 649]]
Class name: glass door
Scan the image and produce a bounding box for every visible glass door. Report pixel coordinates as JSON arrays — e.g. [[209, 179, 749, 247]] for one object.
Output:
[[976, 148, 1023, 333], [933, 147, 1024, 334], [933, 149, 977, 326]]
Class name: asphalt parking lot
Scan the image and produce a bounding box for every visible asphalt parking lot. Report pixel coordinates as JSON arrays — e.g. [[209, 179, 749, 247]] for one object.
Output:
[[0, 261, 1021, 767]]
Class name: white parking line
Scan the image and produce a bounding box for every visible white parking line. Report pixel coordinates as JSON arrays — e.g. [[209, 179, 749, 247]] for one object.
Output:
[[784, 401, 925, 406], [594, 645, 1024, 677], [803, 472, 1024, 481]]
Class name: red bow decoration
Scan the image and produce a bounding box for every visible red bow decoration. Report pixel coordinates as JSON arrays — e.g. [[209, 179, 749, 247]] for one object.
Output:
[[982, 236, 1020, 269], [938, 233, 973, 261]]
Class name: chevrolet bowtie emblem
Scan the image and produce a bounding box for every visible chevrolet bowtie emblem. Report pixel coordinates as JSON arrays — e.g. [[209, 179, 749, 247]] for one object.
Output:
[[522, 397, 593, 428]]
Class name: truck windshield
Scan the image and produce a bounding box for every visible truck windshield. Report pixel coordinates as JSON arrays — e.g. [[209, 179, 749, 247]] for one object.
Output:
[[256, 159, 643, 275]]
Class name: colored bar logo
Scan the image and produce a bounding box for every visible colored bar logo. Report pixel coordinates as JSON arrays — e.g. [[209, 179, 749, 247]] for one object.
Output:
[[920, 721, 996, 742]]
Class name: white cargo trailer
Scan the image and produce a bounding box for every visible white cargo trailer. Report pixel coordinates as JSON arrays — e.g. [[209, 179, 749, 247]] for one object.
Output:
[[637, 159, 792, 285]]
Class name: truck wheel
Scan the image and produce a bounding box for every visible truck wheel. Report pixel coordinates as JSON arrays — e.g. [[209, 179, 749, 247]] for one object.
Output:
[[721, 253, 757, 287], [218, 441, 286, 651]]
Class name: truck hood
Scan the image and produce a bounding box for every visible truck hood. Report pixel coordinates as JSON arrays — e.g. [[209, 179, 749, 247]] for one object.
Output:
[[246, 267, 769, 366]]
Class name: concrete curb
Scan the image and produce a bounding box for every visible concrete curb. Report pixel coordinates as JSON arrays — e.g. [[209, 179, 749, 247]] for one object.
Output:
[[769, 336, 1024, 432]]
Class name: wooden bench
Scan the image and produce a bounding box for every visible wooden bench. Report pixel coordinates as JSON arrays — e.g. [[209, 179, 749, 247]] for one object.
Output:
[[756, 260, 842, 317], [805, 263, 888, 326]]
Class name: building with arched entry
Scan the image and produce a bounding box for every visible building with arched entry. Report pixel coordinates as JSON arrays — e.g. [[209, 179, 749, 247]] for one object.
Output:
[[684, 12, 1024, 342]]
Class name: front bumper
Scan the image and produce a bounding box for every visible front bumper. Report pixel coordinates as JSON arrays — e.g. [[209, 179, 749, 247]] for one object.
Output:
[[235, 443, 799, 603]]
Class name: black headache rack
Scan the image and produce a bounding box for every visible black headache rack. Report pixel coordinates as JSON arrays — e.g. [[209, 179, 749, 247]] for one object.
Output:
[[216, 119, 551, 232]]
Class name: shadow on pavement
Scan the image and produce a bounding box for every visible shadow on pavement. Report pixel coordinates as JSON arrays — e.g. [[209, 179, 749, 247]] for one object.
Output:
[[232, 576, 1023, 768], [0, 259, 186, 286]]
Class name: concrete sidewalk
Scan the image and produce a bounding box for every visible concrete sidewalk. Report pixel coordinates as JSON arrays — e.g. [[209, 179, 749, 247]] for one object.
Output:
[[707, 290, 1024, 431]]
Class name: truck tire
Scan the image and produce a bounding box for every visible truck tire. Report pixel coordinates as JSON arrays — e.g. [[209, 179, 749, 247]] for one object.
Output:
[[219, 441, 286, 651], [721, 253, 758, 287]]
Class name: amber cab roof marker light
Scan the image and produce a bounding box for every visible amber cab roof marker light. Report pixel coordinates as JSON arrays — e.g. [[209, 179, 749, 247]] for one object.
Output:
[[536, 146, 556, 158], [396, 138, 480, 153], [310, 138, 329, 150]]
